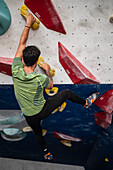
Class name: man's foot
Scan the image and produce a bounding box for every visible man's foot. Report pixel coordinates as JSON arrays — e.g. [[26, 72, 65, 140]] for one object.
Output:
[[84, 92, 99, 108], [44, 152, 53, 160]]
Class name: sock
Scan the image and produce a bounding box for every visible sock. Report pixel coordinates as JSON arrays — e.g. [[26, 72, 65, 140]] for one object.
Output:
[[43, 148, 49, 155]]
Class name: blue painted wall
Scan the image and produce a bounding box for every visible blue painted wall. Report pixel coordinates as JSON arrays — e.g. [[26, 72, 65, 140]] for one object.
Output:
[[0, 84, 113, 169]]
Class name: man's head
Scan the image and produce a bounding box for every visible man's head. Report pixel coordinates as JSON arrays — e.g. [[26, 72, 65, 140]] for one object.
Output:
[[23, 46, 41, 67]]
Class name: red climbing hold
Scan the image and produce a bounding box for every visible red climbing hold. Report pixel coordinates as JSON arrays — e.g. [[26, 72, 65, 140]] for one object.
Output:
[[94, 90, 113, 114], [53, 131, 82, 142], [58, 42, 100, 84], [0, 57, 13, 76], [94, 111, 112, 129], [24, 0, 66, 34]]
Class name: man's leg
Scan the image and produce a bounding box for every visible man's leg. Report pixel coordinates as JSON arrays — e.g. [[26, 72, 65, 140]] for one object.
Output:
[[39, 89, 86, 120], [39, 89, 99, 120], [25, 115, 46, 150], [25, 114, 53, 160]]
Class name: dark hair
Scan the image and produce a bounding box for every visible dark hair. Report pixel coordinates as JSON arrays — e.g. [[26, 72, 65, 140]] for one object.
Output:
[[23, 46, 41, 66]]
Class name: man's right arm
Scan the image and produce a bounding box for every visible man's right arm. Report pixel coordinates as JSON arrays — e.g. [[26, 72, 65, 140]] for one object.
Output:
[[39, 63, 53, 89]]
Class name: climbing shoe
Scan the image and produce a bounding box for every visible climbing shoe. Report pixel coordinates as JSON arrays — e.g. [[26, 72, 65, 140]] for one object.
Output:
[[84, 92, 99, 108], [44, 152, 53, 160]]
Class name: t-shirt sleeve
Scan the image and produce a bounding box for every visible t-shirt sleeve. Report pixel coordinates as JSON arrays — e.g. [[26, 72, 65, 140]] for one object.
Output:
[[43, 75, 50, 88], [37, 74, 50, 88], [12, 57, 24, 76]]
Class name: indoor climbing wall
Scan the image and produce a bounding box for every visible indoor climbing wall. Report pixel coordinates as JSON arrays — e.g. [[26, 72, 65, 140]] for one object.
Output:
[[0, 0, 113, 170], [0, 0, 113, 84]]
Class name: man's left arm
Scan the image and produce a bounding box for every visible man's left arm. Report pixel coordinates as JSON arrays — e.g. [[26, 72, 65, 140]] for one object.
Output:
[[14, 13, 36, 58]]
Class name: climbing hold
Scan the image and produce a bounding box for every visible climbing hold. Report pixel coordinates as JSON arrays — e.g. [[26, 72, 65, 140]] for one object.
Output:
[[3, 128, 19, 136], [42, 129, 47, 136], [0, 57, 13, 76], [105, 158, 109, 162], [53, 131, 82, 142], [1, 130, 27, 141], [37, 56, 45, 66], [0, 115, 20, 125], [45, 87, 58, 96], [0, 0, 11, 35], [60, 140, 72, 147], [23, 126, 32, 132], [49, 67, 55, 77], [37, 56, 55, 77], [58, 42, 100, 84], [59, 102, 67, 112], [20, 5, 40, 30], [52, 102, 66, 114], [52, 108, 59, 114], [94, 111, 112, 129], [23, 126, 47, 136], [109, 14, 113, 23], [94, 90, 113, 114], [24, 0, 66, 34]]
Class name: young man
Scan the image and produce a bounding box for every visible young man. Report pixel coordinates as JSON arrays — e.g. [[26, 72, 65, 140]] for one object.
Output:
[[12, 13, 99, 160]]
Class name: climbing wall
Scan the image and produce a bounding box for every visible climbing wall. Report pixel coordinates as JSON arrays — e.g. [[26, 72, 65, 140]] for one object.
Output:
[[0, 0, 113, 84], [0, 0, 113, 170]]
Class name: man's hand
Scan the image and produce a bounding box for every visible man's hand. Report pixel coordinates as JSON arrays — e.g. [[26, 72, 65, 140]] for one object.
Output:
[[39, 63, 50, 72], [26, 13, 36, 27]]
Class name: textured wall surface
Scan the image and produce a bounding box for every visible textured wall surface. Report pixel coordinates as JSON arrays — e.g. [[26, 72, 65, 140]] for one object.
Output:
[[0, 0, 113, 84]]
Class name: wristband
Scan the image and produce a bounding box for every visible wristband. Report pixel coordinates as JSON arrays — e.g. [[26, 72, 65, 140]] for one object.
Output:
[[25, 25, 30, 29]]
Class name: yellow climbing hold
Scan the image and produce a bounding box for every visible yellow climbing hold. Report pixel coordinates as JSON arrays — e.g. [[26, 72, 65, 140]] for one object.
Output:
[[20, 5, 40, 30], [52, 102, 67, 114], [23, 126, 32, 132], [52, 108, 59, 114], [60, 140, 72, 147], [59, 102, 67, 112], [45, 87, 58, 96], [42, 129, 47, 136], [37, 56, 45, 66], [23, 126, 47, 136], [105, 158, 109, 162], [49, 67, 55, 77], [37, 56, 55, 77]]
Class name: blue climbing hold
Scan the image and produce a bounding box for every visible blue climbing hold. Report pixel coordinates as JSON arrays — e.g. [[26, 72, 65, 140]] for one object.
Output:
[[0, 0, 11, 36], [3, 128, 20, 136], [0, 115, 20, 125]]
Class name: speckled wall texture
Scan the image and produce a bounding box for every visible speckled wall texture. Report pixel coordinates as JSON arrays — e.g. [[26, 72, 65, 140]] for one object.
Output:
[[0, 0, 113, 84]]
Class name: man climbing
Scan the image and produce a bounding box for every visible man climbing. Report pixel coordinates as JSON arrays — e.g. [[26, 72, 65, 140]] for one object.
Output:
[[12, 13, 99, 160]]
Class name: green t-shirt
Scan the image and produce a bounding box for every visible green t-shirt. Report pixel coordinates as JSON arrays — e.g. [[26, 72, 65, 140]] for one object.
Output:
[[12, 57, 50, 116]]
